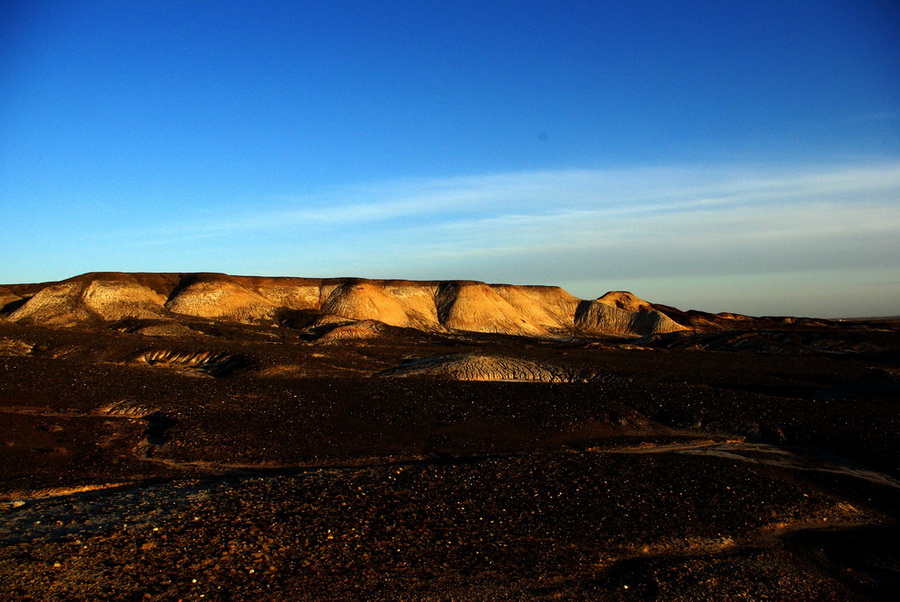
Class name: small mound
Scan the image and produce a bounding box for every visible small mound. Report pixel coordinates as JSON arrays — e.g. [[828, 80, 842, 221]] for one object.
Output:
[[131, 322, 200, 337], [378, 354, 598, 382], [134, 349, 246, 377], [305, 313, 357, 329], [575, 301, 687, 336], [112, 318, 201, 337], [314, 320, 385, 342]]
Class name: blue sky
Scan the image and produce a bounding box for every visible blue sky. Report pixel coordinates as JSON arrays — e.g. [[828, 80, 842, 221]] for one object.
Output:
[[1, 0, 898, 317]]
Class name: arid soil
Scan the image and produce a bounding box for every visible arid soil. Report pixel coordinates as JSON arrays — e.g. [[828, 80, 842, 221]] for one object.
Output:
[[1, 274, 898, 599]]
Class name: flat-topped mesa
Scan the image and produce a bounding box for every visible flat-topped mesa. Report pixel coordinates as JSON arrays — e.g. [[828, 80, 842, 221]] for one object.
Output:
[[2, 272, 692, 337]]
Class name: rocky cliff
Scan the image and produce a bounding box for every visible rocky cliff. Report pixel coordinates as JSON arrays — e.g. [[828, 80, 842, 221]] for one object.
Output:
[[1, 272, 693, 337]]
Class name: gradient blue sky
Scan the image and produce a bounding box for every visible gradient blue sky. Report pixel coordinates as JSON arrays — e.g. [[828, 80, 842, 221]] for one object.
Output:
[[2, 1, 898, 317]]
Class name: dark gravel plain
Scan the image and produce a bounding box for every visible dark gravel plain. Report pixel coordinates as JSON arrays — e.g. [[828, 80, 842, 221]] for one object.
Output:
[[0, 319, 898, 600]]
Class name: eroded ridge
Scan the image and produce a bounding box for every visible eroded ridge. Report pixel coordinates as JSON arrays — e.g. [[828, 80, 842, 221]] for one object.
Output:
[[0, 338, 33, 357], [134, 349, 246, 377], [99, 400, 159, 418]]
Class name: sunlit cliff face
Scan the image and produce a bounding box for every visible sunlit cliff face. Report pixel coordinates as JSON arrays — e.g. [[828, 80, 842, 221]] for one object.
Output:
[[3, 272, 691, 337]]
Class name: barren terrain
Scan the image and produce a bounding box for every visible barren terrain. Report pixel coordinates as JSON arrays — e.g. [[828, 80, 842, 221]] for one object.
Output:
[[1, 273, 898, 599]]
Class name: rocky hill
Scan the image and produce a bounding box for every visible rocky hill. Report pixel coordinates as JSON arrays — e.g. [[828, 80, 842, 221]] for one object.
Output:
[[1, 272, 699, 337]]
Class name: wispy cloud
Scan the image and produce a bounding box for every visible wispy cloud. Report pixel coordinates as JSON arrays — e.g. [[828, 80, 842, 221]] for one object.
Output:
[[88, 161, 900, 314], [103, 162, 900, 244]]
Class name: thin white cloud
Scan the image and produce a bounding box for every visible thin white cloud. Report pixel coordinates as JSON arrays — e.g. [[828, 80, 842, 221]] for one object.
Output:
[[70, 160, 900, 316], [100, 161, 900, 246], [91, 161, 899, 293]]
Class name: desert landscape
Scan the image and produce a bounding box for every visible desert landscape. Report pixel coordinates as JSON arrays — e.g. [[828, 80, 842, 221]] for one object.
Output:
[[5, 0, 898, 598], [0, 271, 897, 599]]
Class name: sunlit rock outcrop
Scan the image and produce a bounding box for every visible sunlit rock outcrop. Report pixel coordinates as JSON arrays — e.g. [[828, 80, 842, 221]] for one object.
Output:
[[2, 272, 695, 337], [8, 273, 167, 326], [164, 274, 276, 324]]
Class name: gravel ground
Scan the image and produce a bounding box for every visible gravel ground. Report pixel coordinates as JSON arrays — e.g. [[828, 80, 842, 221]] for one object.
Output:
[[1, 319, 898, 599]]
